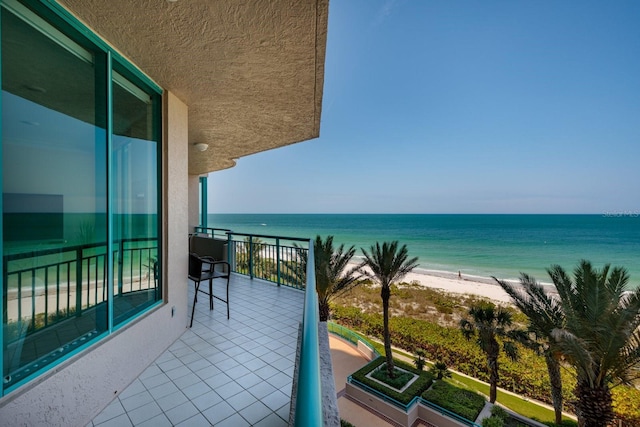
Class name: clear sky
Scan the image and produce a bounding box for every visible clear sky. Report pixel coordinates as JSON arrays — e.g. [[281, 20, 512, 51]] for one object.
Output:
[[209, 0, 640, 214]]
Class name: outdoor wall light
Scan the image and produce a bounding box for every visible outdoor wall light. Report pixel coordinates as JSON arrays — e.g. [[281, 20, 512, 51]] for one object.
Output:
[[193, 142, 209, 152]]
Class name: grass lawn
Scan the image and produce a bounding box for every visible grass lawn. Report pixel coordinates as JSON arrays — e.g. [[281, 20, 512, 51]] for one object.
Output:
[[450, 374, 575, 426]]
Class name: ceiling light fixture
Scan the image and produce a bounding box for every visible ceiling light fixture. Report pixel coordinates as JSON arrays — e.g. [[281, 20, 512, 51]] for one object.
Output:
[[193, 143, 209, 152]]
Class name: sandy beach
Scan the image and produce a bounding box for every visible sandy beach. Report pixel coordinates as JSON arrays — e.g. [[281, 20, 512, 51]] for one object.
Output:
[[403, 269, 515, 303], [351, 262, 535, 304]]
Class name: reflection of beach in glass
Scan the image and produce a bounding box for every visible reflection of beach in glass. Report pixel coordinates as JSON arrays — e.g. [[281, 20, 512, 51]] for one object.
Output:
[[2, 235, 159, 386], [2, 6, 109, 388]]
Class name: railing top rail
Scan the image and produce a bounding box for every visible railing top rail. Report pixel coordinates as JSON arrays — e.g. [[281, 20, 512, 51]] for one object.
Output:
[[193, 226, 232, 232], [225, 231, 310, 243], [3, 237, 158, 262], [293, 241, 323, 426]]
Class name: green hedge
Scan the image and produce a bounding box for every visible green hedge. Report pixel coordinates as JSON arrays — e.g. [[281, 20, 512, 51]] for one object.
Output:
[[333, 305, 568, 403], [351, 357, 434, 405], [422, 380, 486, 421]]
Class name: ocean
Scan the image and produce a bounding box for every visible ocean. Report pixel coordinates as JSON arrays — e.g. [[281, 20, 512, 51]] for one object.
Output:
[[209, 214, 640, 285]]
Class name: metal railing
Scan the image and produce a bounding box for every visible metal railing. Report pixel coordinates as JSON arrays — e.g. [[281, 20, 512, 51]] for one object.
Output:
[[327, 321, 380, 358], [193, 226, 232, 239], [3, 238, 158, 340], [224, 231, 310, 289], [293, 241, 323, 426]]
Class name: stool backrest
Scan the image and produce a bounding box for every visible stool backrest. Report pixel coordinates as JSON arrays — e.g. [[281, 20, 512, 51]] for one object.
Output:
[[188, 253, 203, 279]]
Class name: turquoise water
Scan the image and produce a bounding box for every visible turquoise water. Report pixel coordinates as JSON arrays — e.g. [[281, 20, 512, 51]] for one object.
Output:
[[209, 214, 640, 284]]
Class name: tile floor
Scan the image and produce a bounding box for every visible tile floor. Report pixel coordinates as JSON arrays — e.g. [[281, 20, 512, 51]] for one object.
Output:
[[89, 274, 304, 426]]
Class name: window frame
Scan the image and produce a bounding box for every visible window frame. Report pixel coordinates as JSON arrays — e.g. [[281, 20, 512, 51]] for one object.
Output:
[[1, 0, 164, 395]]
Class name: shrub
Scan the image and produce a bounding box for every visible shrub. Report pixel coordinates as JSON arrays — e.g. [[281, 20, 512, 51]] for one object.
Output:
[[482, 416, 505, 427], [422, 380, 486, 421], [491, 405, 509, 420], [414, 349, 426, 371], [431, 360, 451, 380], [371, 365, 414, 389]]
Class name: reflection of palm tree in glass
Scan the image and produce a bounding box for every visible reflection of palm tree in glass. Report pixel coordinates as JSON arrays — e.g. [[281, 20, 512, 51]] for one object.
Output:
[[76, 220, 96, 245]]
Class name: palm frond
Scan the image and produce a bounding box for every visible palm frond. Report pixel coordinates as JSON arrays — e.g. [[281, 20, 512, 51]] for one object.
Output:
[[551, 327, 597, 386], [503, 340, 520, 362]]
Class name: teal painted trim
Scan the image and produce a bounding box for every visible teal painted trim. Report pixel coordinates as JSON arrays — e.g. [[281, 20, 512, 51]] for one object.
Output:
[[154, 91, 162, 300], [0, 3, 4, 397], [10, 0, 162, 95], [227, 233, 232, 268], [111, 300, 163, 333], [248, 236, 253, 279], [294, 241, 323, 426], [199, 176, 208, 228], [276, 238, 281, 286], [106, 51, 114, 332]]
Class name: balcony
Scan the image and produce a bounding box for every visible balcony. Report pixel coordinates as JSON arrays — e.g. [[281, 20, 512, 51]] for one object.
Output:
[[90, 273, 303, 427], [2, 231, 333, 426]]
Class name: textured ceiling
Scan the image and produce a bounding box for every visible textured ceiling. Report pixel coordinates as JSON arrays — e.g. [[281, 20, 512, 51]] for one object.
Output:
[[57, 0, 328, 174]]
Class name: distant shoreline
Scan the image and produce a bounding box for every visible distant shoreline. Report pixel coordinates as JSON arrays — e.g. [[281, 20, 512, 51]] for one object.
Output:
[[212, 213, 640, 283]]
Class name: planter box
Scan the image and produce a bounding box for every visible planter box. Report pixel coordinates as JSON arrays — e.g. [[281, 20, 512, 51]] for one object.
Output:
[[345, 381, 471, 427]]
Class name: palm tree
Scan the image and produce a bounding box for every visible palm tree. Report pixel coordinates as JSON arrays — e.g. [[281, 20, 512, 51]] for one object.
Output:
[[460, 301, 521, 403], [360, 241, 419, 378], [285, 235, 360, 321], [237, 236, 263, 276], [431, 360, 452, 380], [547, 260, 640, 427], [494, 273, 565, 425]]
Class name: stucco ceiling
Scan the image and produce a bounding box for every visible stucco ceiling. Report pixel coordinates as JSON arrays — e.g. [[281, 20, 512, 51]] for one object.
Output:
[[57, 0, 328, 175]]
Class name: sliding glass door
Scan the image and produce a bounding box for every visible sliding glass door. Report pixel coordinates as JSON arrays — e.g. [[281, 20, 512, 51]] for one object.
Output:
[[1, 0, 162, 394]]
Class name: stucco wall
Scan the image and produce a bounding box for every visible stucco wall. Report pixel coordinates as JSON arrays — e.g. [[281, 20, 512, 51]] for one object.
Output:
[[345, 381, 469, 427], [188, 174, 200, 233], [289, 322, 340, 427], [0, 91, 189, 426]]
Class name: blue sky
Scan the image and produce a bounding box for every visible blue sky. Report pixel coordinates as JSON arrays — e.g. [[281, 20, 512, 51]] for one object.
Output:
[[210, 0, 640, 214]]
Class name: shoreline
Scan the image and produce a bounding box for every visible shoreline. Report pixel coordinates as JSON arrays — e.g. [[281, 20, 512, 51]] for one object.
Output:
[[350, 262, 558, 304]]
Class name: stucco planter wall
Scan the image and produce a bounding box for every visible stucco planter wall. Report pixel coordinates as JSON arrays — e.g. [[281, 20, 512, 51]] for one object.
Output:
[[345, 381, 469, 427]]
